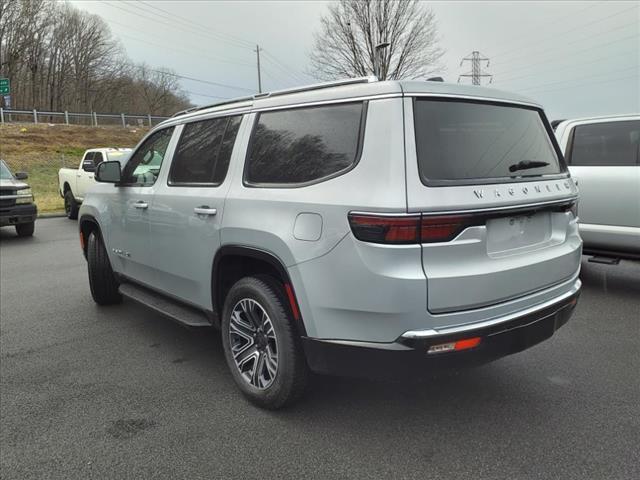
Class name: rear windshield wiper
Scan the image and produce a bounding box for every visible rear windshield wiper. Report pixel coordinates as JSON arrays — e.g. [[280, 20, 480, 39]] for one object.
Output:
[[508, 160, 550, 173]]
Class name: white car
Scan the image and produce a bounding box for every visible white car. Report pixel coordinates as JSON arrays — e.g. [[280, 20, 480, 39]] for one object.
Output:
[[58, 148, 131, 219], [555, 115, 640, 258]]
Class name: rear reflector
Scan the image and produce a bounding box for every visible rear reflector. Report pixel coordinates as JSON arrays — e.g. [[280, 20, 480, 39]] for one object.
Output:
[[427, 337, 481, 354], [284, 283, 301, 321]]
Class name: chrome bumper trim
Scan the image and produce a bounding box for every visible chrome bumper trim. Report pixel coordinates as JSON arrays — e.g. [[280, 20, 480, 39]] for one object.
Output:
[[400, 278, 581, 340]]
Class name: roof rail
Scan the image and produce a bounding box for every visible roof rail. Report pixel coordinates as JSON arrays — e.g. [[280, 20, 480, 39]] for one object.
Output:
[[170, 95, 254, 119], [169, 76, 378, 119], [252, 76, 378, 100]]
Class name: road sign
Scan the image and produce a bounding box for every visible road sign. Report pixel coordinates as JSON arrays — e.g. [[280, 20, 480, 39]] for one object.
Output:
[[3, 95, 11, 109], [0, 78, 9, 95]]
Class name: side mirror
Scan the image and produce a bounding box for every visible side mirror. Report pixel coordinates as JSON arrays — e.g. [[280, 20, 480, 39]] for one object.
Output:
[[82, 160, 95, 172], [95, 161, 122, 183], [14, 172, 28, 180]]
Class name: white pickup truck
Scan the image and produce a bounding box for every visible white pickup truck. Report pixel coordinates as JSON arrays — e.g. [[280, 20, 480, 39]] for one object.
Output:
[[58, 148, 131, 219]]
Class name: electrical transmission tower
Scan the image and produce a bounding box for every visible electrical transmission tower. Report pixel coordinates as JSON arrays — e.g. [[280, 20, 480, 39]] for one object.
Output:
[[458, 51, 492, 85]]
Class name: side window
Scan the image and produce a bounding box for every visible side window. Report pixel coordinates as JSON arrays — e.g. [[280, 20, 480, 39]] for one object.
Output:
[[82, 152, 95, 171], [245, 102, 365, 186], [569, 120, 640, 166], [121, 127, 175, 186], [169, 115, 241, 185]]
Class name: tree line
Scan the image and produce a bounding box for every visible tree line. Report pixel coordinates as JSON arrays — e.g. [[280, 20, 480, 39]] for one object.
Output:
[[0, 0, 192, 115]]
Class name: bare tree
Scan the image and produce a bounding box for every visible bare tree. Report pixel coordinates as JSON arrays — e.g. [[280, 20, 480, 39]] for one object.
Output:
[[309, 0, 444, 81], [135, 64, 187, 116], [0, 0, 191, 114]]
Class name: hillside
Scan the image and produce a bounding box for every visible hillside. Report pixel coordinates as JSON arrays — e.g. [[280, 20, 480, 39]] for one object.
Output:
[[0, 124, 149, 212]]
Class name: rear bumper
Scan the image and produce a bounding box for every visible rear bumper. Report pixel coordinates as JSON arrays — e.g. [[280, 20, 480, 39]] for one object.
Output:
[[0, 204, 37, 227], [302, 279, 581, 380]]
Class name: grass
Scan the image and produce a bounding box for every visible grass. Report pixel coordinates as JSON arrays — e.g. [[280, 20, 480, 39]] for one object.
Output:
[[0, 123, 149, 213]]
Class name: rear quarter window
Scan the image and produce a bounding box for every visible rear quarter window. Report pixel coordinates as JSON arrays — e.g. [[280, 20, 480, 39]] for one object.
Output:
[[413, 98, 564, 185], [568, 120, 640, 166], [245, 102, 365, 186]]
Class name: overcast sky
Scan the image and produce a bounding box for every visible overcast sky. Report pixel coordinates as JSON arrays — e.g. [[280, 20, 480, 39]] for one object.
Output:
[[69, 0, 639, 120]]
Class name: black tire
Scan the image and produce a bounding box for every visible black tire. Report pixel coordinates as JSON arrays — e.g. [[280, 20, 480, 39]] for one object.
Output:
[[221, 276, 308, 409], [15, 221, 35, 237], [87, 231, 121, 305], [64, 190, 79, 220]]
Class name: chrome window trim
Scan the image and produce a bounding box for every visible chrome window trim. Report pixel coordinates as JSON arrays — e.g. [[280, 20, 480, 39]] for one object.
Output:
[[405, 92, 542, 109], [251, 93, 401, 113]]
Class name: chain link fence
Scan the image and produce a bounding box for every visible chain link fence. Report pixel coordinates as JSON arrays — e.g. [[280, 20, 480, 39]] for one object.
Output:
[[4, 155, 80, 214]]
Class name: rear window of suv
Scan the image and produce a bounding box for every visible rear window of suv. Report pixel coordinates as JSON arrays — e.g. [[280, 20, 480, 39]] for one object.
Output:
[[413, 99, 564, 185], [245, 102, 365, 186]]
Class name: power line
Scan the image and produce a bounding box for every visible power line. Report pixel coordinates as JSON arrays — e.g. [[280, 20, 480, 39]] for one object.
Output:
[[185, 90, 231, 100], [493, 46, 638, 84], [480, 1, 603, 57], [134, 1, 314, 87], [261, 50, 313, 84], [145, 68, 255, 93], [517, 65, 640, 93], [492, 32, 639, 79], [491, 4, 636, 64], [114, 30, 253, 69], [138, 0, 255, 49], [115, 0, 254, 50], [524, 73, 639, 96], [101, 1, 252, 53]]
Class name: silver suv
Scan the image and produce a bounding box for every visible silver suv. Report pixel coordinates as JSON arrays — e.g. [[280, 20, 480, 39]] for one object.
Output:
[[554, 114, 639, 258], [79, 78, 582, 408]]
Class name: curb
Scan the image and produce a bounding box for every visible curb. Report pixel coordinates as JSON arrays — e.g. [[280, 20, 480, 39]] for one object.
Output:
[[38, 212, 67, 219]]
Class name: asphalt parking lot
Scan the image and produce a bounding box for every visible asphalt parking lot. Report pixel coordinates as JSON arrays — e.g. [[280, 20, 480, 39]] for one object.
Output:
[[1, 218, 638, 480]]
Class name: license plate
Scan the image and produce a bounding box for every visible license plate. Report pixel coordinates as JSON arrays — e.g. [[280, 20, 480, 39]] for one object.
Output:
[[486, 212, 550, 253]]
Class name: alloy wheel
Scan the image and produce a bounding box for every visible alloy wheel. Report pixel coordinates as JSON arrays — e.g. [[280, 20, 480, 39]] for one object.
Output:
[[229, 298, 279, 389]]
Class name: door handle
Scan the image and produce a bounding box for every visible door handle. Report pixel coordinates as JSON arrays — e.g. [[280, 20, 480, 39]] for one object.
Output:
[[194, 206, 217, 216], [133, 201, 148, 209]]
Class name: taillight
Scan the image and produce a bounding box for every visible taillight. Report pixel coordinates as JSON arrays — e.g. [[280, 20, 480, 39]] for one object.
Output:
[[421, 214, 478, 243], [348, 213, 480, 244], [348, 214, 421, 244]]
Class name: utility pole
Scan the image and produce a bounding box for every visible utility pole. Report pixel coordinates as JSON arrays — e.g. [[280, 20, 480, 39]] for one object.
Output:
[[458, 51, 492, 85], [374, 42, 390, 79], [255, 45, 262, 93]]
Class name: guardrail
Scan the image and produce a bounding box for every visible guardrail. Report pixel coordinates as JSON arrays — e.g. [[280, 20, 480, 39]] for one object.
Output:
[[0, 108, 169, 127]]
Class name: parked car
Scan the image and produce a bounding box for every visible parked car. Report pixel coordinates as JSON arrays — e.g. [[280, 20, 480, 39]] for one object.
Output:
[[78, 78, 582, 409], [0, 159, 37, 237], [58, 148, 131, 219], [555, 114, 639, 258]]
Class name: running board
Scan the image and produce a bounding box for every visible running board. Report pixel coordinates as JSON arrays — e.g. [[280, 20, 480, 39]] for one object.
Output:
[[118, 283, 212, 328], [588, 256, 620, 265]]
